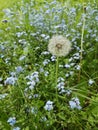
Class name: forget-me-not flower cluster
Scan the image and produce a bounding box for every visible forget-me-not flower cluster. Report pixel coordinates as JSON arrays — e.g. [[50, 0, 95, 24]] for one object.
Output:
[[69, 97, 82, 110]]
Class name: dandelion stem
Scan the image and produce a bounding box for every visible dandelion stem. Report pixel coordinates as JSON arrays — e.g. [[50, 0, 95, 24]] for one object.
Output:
[[56, 56, 59, 100], [56, 57, 59, 83]]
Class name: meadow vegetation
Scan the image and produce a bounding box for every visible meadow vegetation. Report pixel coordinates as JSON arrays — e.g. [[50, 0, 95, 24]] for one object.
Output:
[[0, 0, 98, 130]]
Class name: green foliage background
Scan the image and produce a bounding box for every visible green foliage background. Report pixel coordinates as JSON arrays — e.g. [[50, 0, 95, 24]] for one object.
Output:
[[0, 0, 98, 130]]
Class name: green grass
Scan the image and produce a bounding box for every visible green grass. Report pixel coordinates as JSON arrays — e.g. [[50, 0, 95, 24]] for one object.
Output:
[[0, 0, 98, 129], [0, 0, 20, 10], [0, 0, 20, 22]]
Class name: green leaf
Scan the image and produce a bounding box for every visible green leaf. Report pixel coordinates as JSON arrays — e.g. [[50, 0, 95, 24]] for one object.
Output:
[[57, 112, 66, 121]]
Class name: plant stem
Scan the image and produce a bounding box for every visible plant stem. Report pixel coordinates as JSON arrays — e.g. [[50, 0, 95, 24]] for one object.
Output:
[[56, 57, 59, 84], [56, 56, 59, 101], [78, 4, 86, 82]]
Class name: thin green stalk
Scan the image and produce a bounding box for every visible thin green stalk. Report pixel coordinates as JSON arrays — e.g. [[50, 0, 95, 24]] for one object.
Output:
[[56, 56, 59, 101], [17, 81, 28, 104], [78, 4, 86, 82], [56, 57, 59, 84]]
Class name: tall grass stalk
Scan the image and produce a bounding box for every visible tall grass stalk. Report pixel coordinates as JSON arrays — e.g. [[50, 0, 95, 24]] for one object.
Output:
[[78, 4, 86, 82]]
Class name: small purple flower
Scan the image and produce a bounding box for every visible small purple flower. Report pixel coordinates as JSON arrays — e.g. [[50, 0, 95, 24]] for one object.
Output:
[[44, 100, 53, 111], [15, 66, 23, 73], [13, 127, 20, 130], [7, 117, 16, 126], [69, 97, 82, 110], [64, 64, 70, 68], [4, 76, 17, 85], [88, 79, 94, 86], [26, 71, 39, 90], [51, 55, 56, 61], [43, 59, 50, 66]]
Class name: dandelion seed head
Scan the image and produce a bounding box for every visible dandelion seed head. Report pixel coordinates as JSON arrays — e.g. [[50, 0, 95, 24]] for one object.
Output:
[[48, 35, 71, 57]]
